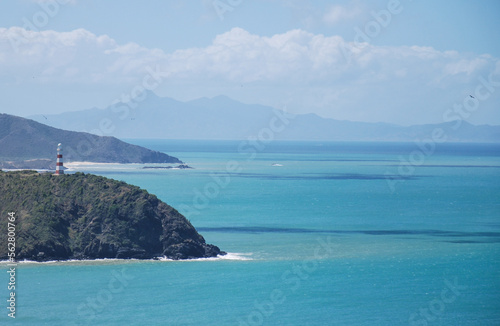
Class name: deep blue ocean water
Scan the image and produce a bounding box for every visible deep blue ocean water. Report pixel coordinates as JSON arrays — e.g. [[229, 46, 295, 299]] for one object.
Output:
[[1, 140, 499, 325]]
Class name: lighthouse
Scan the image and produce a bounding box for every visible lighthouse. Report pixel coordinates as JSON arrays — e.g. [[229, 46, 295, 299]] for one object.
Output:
[[55, 143, 64, 175]]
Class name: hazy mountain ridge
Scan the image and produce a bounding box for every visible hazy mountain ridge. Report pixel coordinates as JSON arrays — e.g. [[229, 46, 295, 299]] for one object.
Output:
[[28, 92, 500, 142]]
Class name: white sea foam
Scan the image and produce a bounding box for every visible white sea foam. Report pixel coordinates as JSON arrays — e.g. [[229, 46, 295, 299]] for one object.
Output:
[[218, 252, 254, 260], [0, 253, 253, 266], [156, 252, 254, 262]]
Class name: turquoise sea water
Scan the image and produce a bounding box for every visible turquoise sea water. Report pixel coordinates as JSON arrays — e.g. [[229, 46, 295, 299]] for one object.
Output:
[[1, 140, 499, 325]]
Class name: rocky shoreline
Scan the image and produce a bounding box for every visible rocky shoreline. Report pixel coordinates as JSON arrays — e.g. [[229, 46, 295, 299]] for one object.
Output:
[[0, 171, 224, 261]]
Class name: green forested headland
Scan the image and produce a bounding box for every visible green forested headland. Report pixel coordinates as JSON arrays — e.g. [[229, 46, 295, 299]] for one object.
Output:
[[0, 170, 222, 261], [0, 113, 182, 165]]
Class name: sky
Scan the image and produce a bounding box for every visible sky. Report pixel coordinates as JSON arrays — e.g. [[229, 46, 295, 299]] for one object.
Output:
[[0, 0, 499, 126]]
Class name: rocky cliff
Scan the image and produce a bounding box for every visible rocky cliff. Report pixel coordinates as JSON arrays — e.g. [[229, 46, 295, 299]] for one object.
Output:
[[0, 171, 223, 261]]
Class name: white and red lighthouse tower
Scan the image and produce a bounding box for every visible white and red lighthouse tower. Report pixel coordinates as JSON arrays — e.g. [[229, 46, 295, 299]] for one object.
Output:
[[55, 143, 64, 175]]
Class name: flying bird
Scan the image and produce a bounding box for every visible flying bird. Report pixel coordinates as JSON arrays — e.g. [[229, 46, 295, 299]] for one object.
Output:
[[469, 95, 475, 99]]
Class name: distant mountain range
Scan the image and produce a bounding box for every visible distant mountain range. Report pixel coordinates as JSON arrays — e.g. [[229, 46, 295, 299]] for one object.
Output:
[[28, 92, 500, 142], [0, 113, 181, 168]]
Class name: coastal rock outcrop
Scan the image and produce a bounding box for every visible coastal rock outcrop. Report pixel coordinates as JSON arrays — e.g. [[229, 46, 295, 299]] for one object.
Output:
[[0, 171, 224, 261]]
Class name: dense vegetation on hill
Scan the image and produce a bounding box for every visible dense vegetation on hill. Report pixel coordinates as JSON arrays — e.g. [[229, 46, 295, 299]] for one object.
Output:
[[0, 171, 223, 261], [0, 113, 181, 164]]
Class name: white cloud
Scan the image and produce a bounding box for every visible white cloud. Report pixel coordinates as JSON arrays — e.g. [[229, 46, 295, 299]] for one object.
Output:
[[0, 25, 495, 86], [0, 27, 157, 83], [165, 28, 349, 83], [0, 26, 499, 125], [443, 57, 490, 76], [323, 3, 363, 25], [161, 28, 498, 86]]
